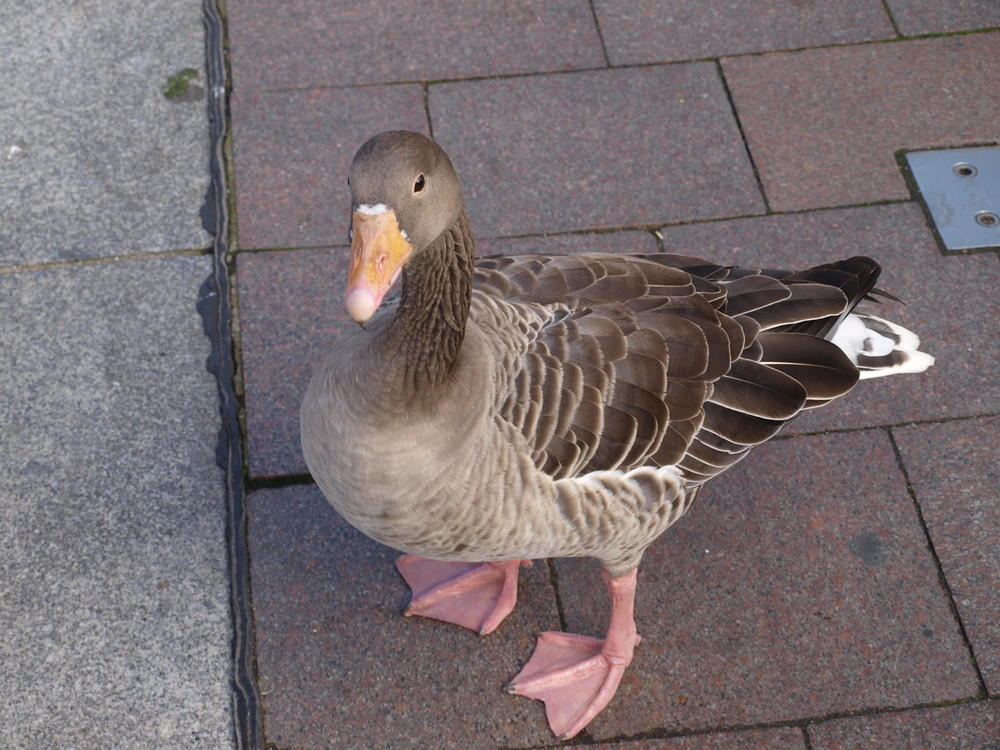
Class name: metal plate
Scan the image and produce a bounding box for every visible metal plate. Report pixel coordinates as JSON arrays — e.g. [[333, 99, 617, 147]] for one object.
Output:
[[906, 146, 1000, 251]]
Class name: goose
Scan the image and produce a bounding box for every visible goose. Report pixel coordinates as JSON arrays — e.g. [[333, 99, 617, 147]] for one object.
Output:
[[300, 130, 934, 740]]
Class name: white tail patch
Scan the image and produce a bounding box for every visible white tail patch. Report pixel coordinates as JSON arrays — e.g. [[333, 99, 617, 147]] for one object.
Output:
[[831, 314, 935, 379]]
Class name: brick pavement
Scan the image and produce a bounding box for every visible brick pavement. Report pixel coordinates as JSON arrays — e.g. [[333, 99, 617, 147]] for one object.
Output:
[[227, 3, 1000, 747]]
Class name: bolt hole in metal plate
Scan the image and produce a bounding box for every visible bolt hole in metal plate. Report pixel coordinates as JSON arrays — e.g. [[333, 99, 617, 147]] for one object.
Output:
[[906, 146, 1000, 251]]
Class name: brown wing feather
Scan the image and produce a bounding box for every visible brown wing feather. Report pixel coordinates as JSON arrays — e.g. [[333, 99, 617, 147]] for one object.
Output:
[[480, 254, 733, 479], [477, 252, 882, 486]]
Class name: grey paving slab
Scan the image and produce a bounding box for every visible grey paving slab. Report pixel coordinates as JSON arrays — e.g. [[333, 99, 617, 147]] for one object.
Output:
[[228, 0, 605, 91], [593, 0, 893, 65], [554, 430, 978, 739], [886, 0, 1000, 35], [429, 64, 766, 237], [0, 0, 212, 265], [721, 33, 1000, 211], [808, 700, 1000, 749], [658, 203, 1000, 432], [248, 484, 560, 749], [0, 256, 233, 748], [894, 416, 1000, 693], [230, 86, 428, 251]]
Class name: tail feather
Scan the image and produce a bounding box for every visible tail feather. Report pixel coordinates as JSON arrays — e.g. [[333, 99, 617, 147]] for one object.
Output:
[[830, 313, 935, 379], [773, 256, 881, 339]]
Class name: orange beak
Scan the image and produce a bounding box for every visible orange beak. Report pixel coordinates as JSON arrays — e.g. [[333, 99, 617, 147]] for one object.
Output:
[[344, 208, 414, 323]]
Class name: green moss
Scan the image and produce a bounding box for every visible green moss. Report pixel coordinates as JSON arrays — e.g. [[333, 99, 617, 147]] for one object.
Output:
[[162, 68, 201, 99]]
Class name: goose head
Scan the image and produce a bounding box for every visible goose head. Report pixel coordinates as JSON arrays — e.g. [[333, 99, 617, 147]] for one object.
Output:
[[344, 131, 464, 323]]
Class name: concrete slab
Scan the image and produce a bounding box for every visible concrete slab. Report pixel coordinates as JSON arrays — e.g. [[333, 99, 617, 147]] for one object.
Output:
[[230, 86, 428, 251], [721, 33, 1000, 211], [658, 202, 1000, 432], [808, 701, 1000, 748], [894, 416, 1000, 693], [227, 0, 605, 91], [248, 484, 561, 749], [593, 0, 893, 65], [886, 0, 1000, 35], [430, 64, 766, 237], [553, 430, 979, 739], [0, 0, 212, 265], [0, 256, 232, 747]]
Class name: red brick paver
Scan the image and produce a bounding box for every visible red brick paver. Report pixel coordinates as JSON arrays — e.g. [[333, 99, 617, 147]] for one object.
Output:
[[554, 430, 978, 739], [894, 416, 1000, 693], [228, 0, 604, 91], [722, 32, 1000, 211], [593, 0, 894, 64], [580, 725, 806, 750], [808, 700, 1000, 749], [226, 1, 1000, 746], [248, 485, 559, 749], [231, 87, 427, 251], [430, 64, 765, 237], [885, 0, 1000, 35]]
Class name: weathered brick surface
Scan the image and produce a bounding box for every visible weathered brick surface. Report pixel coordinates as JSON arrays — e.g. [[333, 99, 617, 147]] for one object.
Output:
[[722, 33, 1000, 210], [228, 0, 604, 90], [429, 64, 765, 237], [808, 701, 1000, 749], [555, 430, 978, 738], [894, 416, 1000, 693], [226, 0, 1000, 744], [593, 0, 894, 64]]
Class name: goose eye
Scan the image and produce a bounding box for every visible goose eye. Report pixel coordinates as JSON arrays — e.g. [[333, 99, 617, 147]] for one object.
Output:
[[413, 174, 426, 193]]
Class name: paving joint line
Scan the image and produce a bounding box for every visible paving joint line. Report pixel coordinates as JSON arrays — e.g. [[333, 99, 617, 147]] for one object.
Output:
[[422, 82, 435, 138], [227, 198, 930, 258], [544, 558, 571, 635], [775, 411, 999, 442], [499, 694, 996, 749], [0, 246, 211, 276], [203, 0, 264, 747], [245, 414, 1000, 486], [714, 60, 772, 214], [246, 472, 315, 492], [239, 27, 1000, 97], [885, 427, 990, 698], [879, 0, 903, 37], [586, 0, 612, 68]]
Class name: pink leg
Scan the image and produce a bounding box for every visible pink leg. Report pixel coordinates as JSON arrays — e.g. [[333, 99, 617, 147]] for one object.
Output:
[[506, 568, 640, 740], [395, 555, 530, 635]]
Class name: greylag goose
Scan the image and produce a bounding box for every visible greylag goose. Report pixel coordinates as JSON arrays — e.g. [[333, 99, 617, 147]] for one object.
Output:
[[300, 130, 934, 740]]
